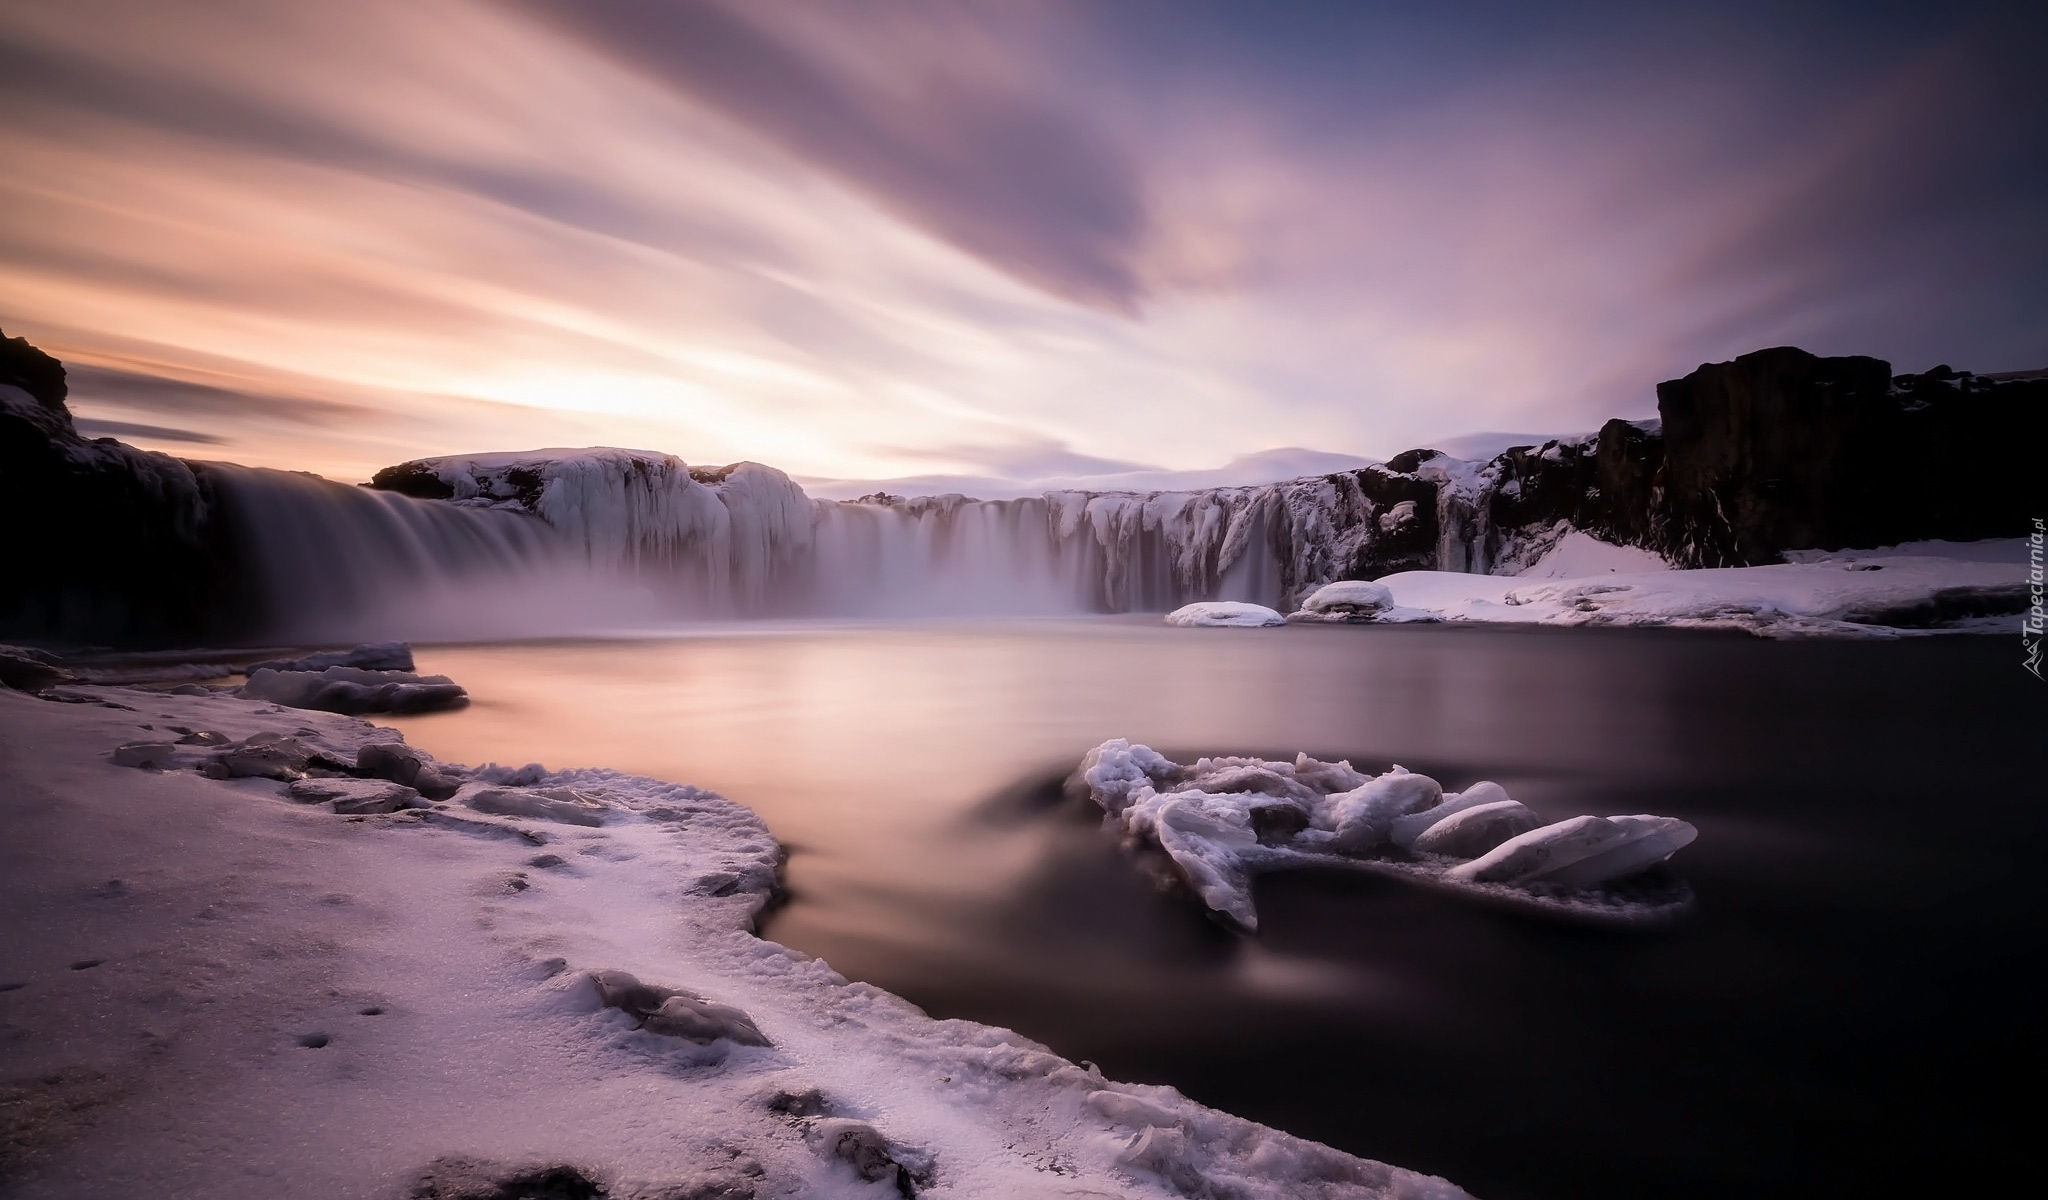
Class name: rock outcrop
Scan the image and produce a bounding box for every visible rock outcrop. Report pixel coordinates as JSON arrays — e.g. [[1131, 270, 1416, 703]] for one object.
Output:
[[0, 329, 250, 644], [1476, 348, 2043, 569]]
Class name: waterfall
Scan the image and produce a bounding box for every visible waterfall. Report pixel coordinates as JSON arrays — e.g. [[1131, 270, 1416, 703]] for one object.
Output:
[[213, 447, 1475, 639], [209, 466, 659, 643]]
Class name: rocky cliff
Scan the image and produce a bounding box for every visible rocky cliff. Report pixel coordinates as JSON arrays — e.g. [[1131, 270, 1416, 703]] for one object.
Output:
[[1470, 347, 2043, 569], [0, 331, 250, 644]]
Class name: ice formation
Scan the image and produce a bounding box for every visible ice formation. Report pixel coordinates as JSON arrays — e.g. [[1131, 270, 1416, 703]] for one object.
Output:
[[1165, 601, 1286, 627], [1075, 739, 1698, 929], [367, 449, 816, 612], [1, 681, 1475, 1199], [198, 443, 2023, 637]]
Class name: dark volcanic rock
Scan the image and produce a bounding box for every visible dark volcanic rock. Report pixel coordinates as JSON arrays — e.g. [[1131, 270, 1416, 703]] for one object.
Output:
[[1465, 347, 2040, 570], [249, 641, 415, 673], [367, 460, 458, 501], [1651, 347, 2039, 565], [0, 329, 251, 644], [0, 645, 73, 690]]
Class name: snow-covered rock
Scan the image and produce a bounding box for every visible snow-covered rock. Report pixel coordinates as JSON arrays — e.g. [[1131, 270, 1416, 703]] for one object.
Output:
[[249, 641, 415, 674], [1075, 739, 1698, 930], [1165, 601, 1286, 627], [240, 665, 468, 714], [1291, 579, 1396, 622]]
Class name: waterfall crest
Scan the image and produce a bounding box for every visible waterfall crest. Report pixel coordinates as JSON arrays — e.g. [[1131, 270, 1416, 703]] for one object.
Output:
[[222, 446, 1497, 638]]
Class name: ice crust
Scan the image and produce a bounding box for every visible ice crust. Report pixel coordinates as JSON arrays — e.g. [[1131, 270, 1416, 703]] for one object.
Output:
[[0, 683, 1472, 1199], [1077, 740, 1698, 930]]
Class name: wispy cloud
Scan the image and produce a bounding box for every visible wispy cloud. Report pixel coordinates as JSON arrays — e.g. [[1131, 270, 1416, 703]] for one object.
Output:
[[71, 417, 224, 445], [0, 0, 2039, 487]]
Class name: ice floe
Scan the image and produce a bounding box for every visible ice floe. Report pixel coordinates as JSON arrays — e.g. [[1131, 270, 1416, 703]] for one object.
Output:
[[1075, 739, 1698, 929]]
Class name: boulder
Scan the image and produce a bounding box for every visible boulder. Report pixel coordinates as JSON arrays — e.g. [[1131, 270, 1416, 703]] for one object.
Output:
[[240, 666, 466, 715], [587, 969, 769, 1046], [1297, 579, 1394, 618], [357, 743, 460, 799], [286, 777, 423, 814], [0, 645, 72, 691], [112, 741, 177, 769], [248, 641, 414, 674], [211, 733, 312, 780], [464, 786, 608, 827], [806, 1119, 932, 1193]]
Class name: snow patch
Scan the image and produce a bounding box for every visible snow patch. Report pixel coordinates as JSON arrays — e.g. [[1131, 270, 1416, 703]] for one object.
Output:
[[1358, 542, 2028, 637]]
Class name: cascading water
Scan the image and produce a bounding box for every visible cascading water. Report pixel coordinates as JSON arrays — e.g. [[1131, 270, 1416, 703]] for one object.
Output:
[[209, 466, 660, 643], [214, 446, 1497, 641]]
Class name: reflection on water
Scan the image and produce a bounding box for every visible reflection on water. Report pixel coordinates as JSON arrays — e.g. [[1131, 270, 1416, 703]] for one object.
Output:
[[387, 619, 2044, 1200]]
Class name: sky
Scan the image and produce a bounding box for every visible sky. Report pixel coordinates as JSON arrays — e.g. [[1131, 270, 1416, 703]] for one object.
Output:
[[2, 0, 2043, 489]]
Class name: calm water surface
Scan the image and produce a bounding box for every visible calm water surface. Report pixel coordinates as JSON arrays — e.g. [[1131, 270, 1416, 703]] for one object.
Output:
[[386, 619, 2045, 1200]]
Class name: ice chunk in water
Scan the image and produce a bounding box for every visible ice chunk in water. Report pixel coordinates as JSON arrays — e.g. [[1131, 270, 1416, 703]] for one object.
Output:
[[1329, 771, 1442, 852], [1409, 799, 1541, 858], [1388, 781, 1514, 849], [1448, 814, 1697, 886], [1076, 740, 1698, 928]]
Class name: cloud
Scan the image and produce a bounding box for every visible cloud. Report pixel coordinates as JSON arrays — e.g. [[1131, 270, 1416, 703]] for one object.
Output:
[[71, 417, 224, 444], [509, 0, 1151, 312], [63, 363, 362, 425], [877, 435, 1152, 479], [0, 0, 2042, 485]]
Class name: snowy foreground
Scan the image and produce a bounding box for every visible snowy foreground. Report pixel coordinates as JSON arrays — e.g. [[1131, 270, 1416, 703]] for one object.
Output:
[[1167, 537, 2026, 637], [1076, 742, 1696, 932], [0, 686, 1470, 1200]]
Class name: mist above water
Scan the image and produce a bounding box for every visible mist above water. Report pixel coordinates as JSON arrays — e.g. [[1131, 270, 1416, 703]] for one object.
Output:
[[213, 460, 1301, 641]]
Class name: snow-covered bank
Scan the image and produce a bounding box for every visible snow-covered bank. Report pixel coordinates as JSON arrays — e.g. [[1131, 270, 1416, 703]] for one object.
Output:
[[1075, 742, 1697, 932], [0, 685, 1469, 1199], [1356, 541, 2029, 638]]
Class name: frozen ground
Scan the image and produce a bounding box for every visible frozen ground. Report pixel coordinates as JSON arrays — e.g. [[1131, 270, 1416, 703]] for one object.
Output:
[[0, 685, 1468, 1200], [1367, 538, 2027, 637]]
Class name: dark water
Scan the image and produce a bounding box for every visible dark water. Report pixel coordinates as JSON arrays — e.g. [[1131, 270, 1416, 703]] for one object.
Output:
[[386, 620, 2047, 1200]]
